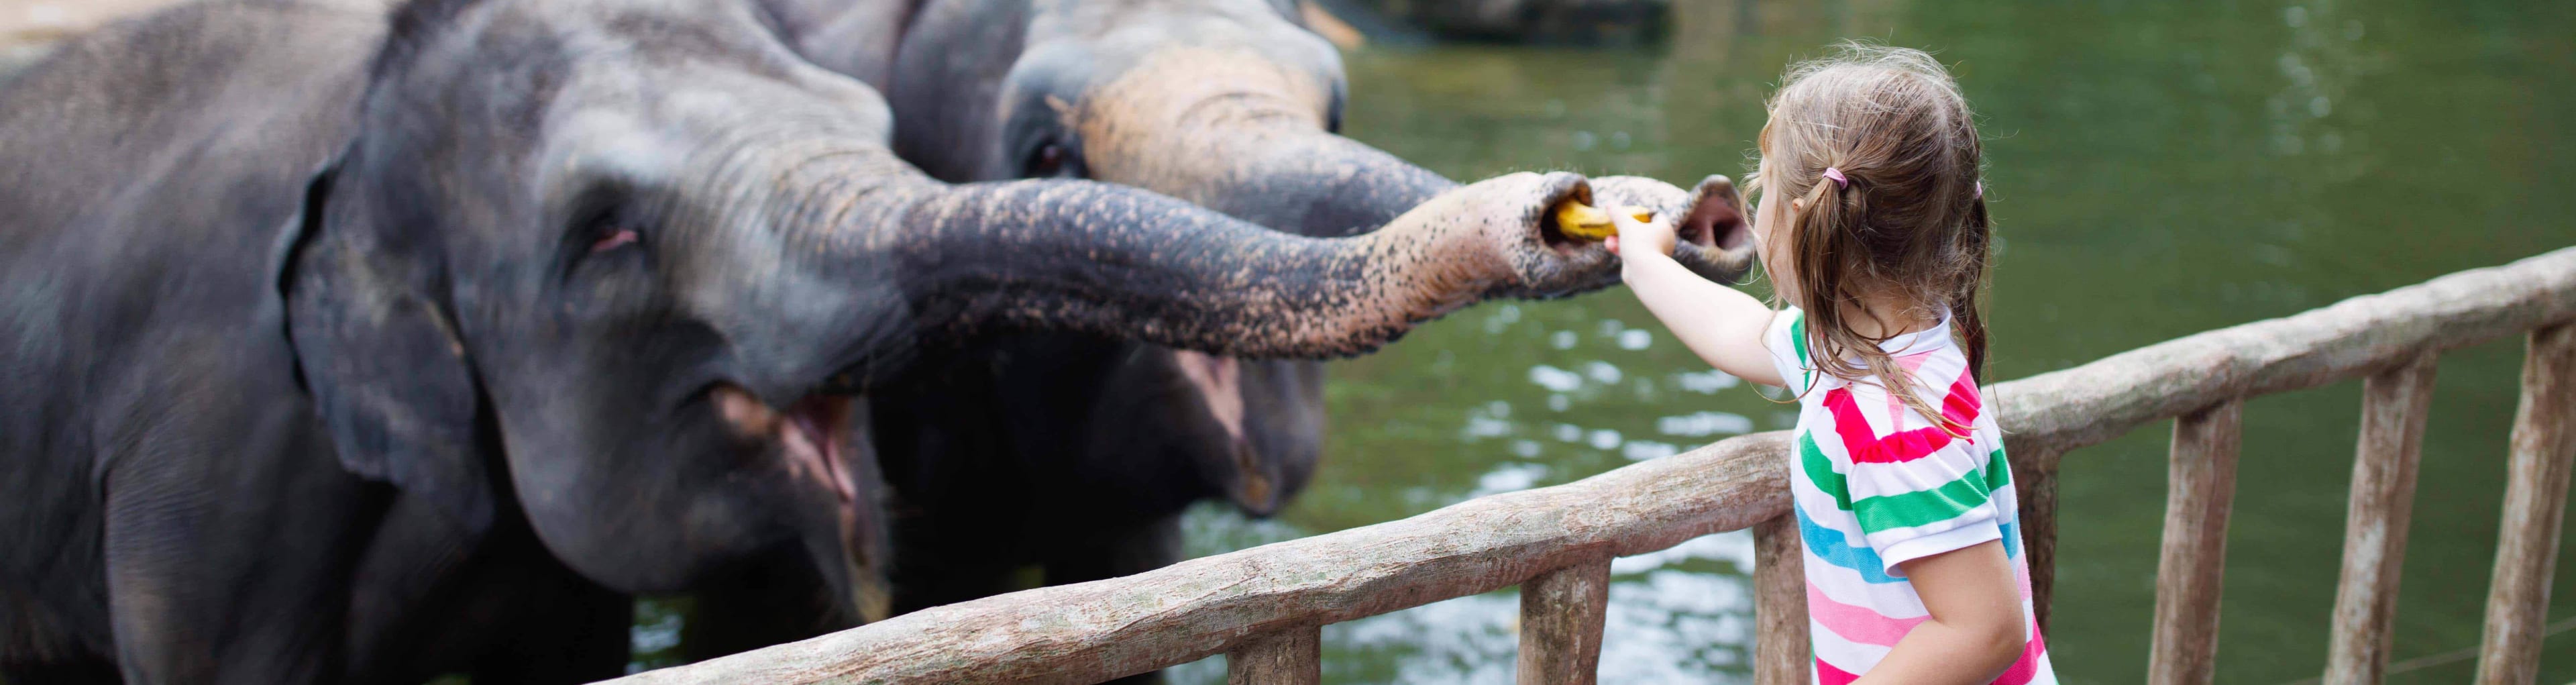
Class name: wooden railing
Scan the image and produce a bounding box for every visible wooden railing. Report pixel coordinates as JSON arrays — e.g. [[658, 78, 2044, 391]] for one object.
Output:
[[605, 246, 2576, 685]]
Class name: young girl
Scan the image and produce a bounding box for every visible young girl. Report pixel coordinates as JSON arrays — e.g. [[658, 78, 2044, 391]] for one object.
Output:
[[1607, 45, 2053, 684]]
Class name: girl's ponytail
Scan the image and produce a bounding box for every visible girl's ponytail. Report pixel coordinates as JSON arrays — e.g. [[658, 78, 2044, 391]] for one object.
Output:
[[1785, 161, 1956, 435], [1762, 44, 1993, 439], [1952, 191, 1991, 384]]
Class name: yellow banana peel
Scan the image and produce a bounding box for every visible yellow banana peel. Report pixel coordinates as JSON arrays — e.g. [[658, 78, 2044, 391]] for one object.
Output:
[[1550, 199, 1654, 242]]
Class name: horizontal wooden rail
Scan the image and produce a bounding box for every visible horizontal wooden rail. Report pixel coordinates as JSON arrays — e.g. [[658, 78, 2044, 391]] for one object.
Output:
[[1996, 246, 2576, 629], [1994, 247, 2576, 459], [612, 432, 1794, 684], [604, 247, 2576, 684]]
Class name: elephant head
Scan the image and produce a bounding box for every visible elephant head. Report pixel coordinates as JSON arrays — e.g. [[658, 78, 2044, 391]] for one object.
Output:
[[765, 0, 1758, 249], [281, 0, 1631, 625], [762, 0, 1756, 522]]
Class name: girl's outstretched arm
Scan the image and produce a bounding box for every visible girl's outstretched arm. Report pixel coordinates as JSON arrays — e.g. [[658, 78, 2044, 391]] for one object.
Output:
[[1856, 541, 2028, 685], [1608, 210, 1784, 387]]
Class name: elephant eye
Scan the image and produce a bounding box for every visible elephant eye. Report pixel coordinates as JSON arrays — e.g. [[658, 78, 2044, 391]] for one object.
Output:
[[574, 199, 641, 256], [1026, 143, 1067, 178], [590, 225, 639, 253], [559, 185, 651, 282], [1020, 138, 1085, 179], [1325, 91, 1345, 134]]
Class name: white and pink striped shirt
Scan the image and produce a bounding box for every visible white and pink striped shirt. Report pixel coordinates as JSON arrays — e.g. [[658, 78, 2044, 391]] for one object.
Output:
[[1765, 307, 2056, 684]]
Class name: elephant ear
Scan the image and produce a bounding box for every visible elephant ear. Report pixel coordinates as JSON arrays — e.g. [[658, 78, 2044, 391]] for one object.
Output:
[[278, 164, 496, 535]]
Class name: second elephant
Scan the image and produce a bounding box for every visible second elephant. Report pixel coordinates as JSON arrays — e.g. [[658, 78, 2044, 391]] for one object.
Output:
[[757, 0, 1759, 628]]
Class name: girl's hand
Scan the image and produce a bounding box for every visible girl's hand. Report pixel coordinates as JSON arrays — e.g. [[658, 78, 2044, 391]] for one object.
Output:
[[1606, 202, 1784, 388], [1602, 205, 1676, 262]]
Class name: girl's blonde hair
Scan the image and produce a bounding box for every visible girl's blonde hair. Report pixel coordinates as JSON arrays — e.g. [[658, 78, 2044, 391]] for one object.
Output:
[[1760, 44, 1991, 433]]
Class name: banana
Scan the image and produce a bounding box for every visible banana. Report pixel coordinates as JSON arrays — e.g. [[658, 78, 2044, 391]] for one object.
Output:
[[1550, 199, 1654, 242]]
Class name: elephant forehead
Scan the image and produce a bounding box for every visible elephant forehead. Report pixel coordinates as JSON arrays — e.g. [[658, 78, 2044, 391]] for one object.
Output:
[[542, 107, 689, 180], [1032, 0, 1297, 43], [1068, 46, 1330, 145]]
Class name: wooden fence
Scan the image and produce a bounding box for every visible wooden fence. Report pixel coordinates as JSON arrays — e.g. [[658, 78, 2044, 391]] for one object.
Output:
[[606, 246, 2576, 684]]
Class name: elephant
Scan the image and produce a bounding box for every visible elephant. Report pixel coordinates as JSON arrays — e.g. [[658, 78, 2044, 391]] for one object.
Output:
[[0, 0, 1664, 681], [751, 0, 1758, 630]]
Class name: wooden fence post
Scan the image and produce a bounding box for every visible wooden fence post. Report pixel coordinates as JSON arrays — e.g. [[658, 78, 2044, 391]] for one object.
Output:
[[1227, 625, 1321, 685], [2473, 323, 2576, 685], [2148, 399, 2243, 685], [1754, 514, 1811, 685], [2323, 354, 2439, 685], [2010, 447, 2063, 634], [1517, 557, 1611, 685]]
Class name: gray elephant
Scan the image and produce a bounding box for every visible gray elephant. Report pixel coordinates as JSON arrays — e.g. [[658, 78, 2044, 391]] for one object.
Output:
[[753, 0, 1756, 625], [0, 0, 1640, 682]]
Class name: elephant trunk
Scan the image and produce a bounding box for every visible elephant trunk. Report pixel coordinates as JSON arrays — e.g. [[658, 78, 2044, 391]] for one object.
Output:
[[1090, 121, 1458, 240], [1075, 117, 1761, 282], [879, 171, 1610, 359]]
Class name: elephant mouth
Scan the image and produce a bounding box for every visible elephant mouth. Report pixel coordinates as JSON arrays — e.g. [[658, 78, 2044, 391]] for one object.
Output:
[[1172, 350, 1283, 513], [712, 385, 860, 504], [708, 383, 891, 621], [1172, 350, 1246, 442], [781, 394, 860, 504]]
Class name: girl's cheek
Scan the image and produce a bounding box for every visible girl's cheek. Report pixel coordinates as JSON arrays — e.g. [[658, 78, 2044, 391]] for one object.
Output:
[[1756, 231, 1798, 301], [1751, 220, 1782, 270]]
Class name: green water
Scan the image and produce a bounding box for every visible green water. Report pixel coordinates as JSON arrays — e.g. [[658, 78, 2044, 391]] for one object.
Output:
[[1167, 0, 2576, 682]]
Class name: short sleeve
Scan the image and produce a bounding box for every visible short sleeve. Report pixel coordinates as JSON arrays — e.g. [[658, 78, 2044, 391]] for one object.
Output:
[[1762, 307, 1812, 395], [1837, 383, 2005, 576]]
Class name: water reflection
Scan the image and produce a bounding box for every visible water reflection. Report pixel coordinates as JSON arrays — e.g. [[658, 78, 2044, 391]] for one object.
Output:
[[1656, 411, 1755, 439]]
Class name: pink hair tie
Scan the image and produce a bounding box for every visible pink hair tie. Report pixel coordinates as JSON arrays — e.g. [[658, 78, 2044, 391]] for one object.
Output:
[[1821, 166, 1849, 188], [1974, 180, 1984, 199]]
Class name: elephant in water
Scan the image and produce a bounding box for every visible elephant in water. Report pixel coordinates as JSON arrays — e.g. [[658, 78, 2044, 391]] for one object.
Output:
[[0, 0, 1650, 682], [754, 0, 1757, 629]]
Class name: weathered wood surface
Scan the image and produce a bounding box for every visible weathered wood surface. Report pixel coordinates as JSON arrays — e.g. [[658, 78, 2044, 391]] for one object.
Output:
[[608, 432, 1795, 685], [1996, 247, 2576, 459], [2323, 354, 2438, 685], [601, 248, 2576, 684], [1226, 625, 1320, 685], [1997, 246, 2576, 620], [2147, 401, 2243, 685], [2008, 447, 2062, 634], [1753, 515, 1811, 685], [1516, 557, 1610, 685], [2472, 324, 2576, 685]]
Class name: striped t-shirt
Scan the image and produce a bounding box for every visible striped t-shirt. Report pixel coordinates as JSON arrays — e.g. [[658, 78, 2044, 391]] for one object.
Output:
[[1764, 307, 2056, 684]]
